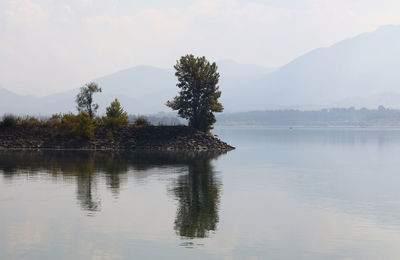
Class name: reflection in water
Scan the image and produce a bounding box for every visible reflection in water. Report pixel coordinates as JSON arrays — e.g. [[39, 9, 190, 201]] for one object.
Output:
[[74, 155, 100, 213], [0, 150, 224, 237], [103, 154, 128, 196], [172, 155, 220, 238], [4, 129, 400, 259]]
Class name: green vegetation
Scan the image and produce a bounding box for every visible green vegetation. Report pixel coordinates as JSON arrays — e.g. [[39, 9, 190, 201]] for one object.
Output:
[[103, 98, 129, 128], [106, 99, 128, 121], [0, 104, 151, 141], [0, 106, 151, 141], [21, 116, 41, 128], [1, 83, 146, 140], [76, 82, 102, 118], [0, 114, 18, 127], [134, 115, 151, 127], [0, 54, 227, 141], [57, 112, 96, 139], [167, 54, 223, 132]]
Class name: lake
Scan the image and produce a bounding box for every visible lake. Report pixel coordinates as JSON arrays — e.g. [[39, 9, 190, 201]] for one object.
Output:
[[1, 126, 400, 259]]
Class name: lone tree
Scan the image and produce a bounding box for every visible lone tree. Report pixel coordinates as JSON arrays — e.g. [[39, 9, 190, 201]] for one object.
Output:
[[106, 98, 128, 123], [76, 82, 102, 118], [167, 54, 223, 132]]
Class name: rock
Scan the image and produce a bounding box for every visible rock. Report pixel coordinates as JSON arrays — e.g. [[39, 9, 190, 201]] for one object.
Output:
[[0, 125, 235, 152]]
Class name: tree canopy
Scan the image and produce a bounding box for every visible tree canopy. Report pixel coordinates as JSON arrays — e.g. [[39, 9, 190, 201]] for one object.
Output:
[[76, 82, 102, 118], [167, 54, 223, 132], [106, 98, 128, 122]]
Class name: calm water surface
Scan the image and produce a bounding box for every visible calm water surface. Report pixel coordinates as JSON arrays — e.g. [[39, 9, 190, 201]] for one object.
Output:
[[1, 127, 400, 259]]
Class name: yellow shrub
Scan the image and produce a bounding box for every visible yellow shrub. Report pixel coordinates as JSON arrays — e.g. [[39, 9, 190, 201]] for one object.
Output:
[[21, 116, 42, 128], [101, 116, 128, 129], [58, 112, 95, 139]]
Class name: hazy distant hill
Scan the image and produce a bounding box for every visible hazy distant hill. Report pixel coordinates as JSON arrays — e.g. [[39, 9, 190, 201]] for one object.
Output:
[[0, 61, 272, 115], [0, 87, 39, 114], [33, 66, 177, 115], [246, 25, 400, 110], [2, 25, 400, 115]]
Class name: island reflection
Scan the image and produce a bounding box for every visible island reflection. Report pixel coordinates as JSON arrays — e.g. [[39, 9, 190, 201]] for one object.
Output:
[[0, 150, 224, 238]]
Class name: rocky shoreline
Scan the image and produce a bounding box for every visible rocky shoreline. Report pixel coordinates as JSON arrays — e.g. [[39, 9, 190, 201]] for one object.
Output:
[[0, 125, 235, 151]]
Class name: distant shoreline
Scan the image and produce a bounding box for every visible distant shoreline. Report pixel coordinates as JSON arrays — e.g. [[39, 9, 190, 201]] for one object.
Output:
[[215, 123, 400, 129]]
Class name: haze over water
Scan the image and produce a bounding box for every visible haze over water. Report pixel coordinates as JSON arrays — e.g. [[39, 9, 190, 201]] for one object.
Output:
[[1, 126, 400, 259]]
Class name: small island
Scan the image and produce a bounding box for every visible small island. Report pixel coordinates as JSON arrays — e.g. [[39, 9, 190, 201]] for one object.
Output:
[[0, 123, 234, 151], [0, 55, 234, 152]]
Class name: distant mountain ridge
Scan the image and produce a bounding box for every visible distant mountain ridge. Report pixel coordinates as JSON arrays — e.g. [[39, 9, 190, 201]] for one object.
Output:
[[0, 61, 272, 115], [2, 25, 400, 115], [248, 25, 400, 110]]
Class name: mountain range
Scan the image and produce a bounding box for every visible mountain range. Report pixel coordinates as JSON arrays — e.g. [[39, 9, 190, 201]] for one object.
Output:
[[1, 25, 400, 115]]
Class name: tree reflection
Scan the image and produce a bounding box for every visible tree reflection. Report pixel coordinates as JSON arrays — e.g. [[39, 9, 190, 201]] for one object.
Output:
[[0, 150, 224, 234], [73, 154, 100, 213], [103, 154, 128, 196], [0, 151, 127, 214], [171, 154, 221, 238]]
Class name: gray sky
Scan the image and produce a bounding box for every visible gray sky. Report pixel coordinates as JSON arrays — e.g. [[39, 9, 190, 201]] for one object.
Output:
[[1, 0, 400, 96]]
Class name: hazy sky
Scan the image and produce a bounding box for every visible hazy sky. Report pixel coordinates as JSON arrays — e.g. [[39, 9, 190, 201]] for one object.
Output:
[[1, 0, 400, 96]]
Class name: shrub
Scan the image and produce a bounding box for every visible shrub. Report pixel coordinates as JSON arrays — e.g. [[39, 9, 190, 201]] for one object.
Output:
[[74, 113, 95, 139], [58, 112, 95, 139], [106, 130, 114, 142], [21, 116, 42, 128], [135, 116, 149, 126], [101, 116, 128, 129], [45, 114, 62, 128], [134, 116, 151, 127], [0, 114, 19, 127]]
